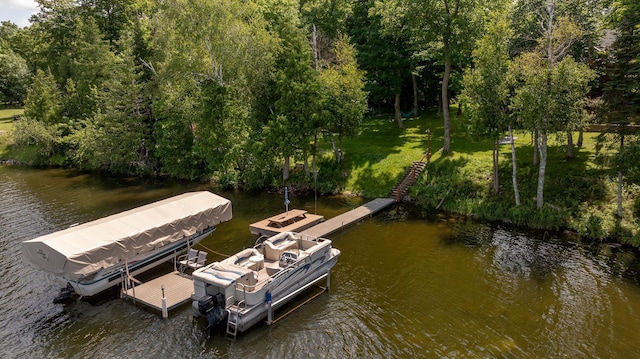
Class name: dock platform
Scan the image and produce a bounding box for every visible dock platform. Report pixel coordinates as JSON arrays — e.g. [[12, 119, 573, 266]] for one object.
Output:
[[300, 198, 395, 238], [123, 271, 193, 313]]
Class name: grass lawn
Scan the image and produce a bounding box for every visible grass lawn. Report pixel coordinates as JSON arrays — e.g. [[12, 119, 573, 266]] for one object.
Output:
[[3, 104, 636, 242], [336, 106, 606, 198], [0, 108, 22, 131], [0, 109, 23, 157], [336, 111, 440, 197], [333, 106, 638, 243]]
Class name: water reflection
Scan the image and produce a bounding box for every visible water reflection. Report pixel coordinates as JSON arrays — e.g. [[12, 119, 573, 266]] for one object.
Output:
[[2, 166, 640, 357]]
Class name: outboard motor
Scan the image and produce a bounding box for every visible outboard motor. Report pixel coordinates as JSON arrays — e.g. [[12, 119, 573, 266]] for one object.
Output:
[[53, 283, 77, 304], [199, 293, 227, 329]]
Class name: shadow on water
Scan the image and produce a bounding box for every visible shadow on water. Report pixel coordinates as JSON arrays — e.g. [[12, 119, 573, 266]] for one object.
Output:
[[3, 166, 640, 357]]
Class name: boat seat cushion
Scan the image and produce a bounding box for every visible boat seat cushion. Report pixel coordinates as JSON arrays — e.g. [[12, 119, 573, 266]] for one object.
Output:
[[227, 248, 261, 269], [198, 262, 257, 287], [264, 239, 297, 261]]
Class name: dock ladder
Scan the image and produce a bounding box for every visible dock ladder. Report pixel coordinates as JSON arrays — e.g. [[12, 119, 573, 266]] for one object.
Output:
[[226, 310, 239, 339]]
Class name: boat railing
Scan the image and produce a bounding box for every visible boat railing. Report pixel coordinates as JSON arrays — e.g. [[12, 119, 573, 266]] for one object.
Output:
[[236, 281, 262, 296]]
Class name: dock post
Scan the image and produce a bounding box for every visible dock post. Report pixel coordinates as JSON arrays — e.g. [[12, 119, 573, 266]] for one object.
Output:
[[120, 269, 125, 299], [161, 285, 168, 319], [327, 270, 331, 291]]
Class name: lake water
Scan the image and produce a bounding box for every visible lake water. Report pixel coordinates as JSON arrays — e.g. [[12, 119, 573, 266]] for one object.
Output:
[[1, 166, 640, 358]]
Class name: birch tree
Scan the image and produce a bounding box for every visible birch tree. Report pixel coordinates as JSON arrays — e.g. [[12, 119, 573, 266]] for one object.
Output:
[[153, 0, 276, 179], [510, 0, 594, 208]]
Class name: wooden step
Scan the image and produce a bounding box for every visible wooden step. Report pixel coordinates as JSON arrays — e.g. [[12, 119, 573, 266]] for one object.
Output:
[[388, 161, 427, 200]]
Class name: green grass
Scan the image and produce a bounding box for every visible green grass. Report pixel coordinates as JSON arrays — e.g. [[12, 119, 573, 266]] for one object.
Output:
[[312, 114, 425, 196], [0, 109, 23, 157], [4, 104, 638, 243], [0, 108, 37, 162], [332, 106, 638, 244], [0, 108, 22, 131], [337, 112, 438, 197]]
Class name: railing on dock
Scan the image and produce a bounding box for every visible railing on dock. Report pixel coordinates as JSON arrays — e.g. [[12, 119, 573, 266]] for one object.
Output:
[[120, 251, 193, 318]]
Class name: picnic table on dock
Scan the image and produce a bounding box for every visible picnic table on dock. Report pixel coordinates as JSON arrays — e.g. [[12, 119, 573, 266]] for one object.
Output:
[[249, 209, 324, 236]]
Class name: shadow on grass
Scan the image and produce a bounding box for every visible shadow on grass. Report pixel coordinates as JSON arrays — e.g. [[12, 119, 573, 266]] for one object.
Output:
[[332, 109, 444, 197], [330, 108, 616, 234], [499, 141, 610, 210]]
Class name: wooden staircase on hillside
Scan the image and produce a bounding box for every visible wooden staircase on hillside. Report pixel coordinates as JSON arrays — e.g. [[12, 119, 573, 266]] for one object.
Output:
[[388, 161, 427, 202]]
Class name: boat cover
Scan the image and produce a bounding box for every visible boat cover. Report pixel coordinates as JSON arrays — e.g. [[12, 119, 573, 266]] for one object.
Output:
[[22, 191, 232, 281]]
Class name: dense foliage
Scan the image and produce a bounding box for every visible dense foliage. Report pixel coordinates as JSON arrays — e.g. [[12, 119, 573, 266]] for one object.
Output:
[[0, 0, 639, 243], [2, 0, 368, 188]]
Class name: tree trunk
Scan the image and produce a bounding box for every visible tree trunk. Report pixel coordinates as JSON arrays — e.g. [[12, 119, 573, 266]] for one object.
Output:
[[509, 125, 521, 206], [566, 130, 574, 159], [577, 130, 583, 147], [312, 134, 317, 187], [533, 131, 539, 166], [617, 134, 625, 218], [617, 170, 623, 218], [283, 155, 290, 181], [394, 91, 403, 128], [412, 73, 419, 116], [442, 52, 452, 154], [492, 139, 499, 194], [312, 25, 319, 70], [330, 133, 339, 162], [536, 130, 548, 209]]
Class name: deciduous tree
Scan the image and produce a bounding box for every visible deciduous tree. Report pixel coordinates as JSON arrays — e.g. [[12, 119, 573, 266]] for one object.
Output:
[[462, 11, 517, 201], [602, 0, 640, 217], [374, 0, 482, 152], [510, 2, 594, 208]]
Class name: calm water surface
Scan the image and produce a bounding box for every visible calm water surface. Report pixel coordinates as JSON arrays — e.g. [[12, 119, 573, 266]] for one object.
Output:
[[1, 166, 640, 358]]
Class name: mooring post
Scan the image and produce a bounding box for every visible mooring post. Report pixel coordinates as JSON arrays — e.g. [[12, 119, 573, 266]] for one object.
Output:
[[327, 270, 331, 291], [266, 291, 273, 325], [161, 285, 168, 319]]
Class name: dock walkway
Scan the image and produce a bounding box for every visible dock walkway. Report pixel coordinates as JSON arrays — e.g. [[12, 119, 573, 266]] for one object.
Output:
[[300, 198, 395, 238], [123, 271, 193, 314]]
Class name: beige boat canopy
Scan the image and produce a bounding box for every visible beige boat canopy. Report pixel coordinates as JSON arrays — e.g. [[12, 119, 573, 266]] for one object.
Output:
[[22, 191, 232, 281]]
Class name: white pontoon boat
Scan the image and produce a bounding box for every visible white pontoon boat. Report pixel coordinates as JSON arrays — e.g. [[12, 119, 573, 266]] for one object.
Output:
[[22, 191, 232, 300], [192, 231, 340, 337]]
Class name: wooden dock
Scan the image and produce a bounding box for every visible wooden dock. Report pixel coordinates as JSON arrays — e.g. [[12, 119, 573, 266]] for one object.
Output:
[[300, 198, 395, 238], [123, 271, 194, 313]]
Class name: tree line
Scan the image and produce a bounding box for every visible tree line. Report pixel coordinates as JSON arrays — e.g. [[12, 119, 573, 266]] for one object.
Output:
[[1, 0, 367, 189], [0, 0, 638, 201]]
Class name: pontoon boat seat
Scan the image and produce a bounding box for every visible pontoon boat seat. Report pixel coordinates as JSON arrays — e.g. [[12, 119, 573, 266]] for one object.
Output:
[[209, 262, 258, 290], [227, 248, 262, 270], [264, 233, 298, 261]]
